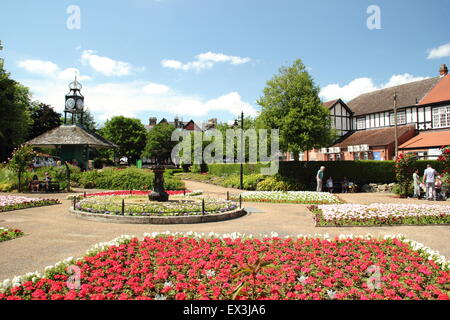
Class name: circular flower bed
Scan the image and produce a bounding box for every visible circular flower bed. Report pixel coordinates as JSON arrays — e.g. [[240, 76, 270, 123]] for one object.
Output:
[[0, 196, 60, 212], [0, 233, 448, 300], [75, 195, 237, 217], [311, 203, 450, 226], [233, 191, 342, 204], [0, 227, 24, 243]]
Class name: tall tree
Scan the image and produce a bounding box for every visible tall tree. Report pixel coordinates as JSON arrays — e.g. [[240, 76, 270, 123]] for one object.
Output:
[[101, 116, 147, 165], [142, 122, 176, 164], [27, 102, 62, 140], [257, 59, 334, 160], [0, 42, 31, 161]]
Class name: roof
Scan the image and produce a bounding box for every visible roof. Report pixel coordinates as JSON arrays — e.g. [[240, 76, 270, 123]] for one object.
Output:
[[347, 77, 441, 116], [419, 74, 450, 105], [25, 125, 117, 149], [333, 124, 416, 148], [323, 99, 340, 109], [183, 120, 202, 131], [399, 130, 450, 150]]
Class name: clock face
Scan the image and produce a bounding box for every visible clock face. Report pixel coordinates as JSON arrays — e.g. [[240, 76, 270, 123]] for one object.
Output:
[[65, 98, 75, 110], [76, 99, 84, 110]]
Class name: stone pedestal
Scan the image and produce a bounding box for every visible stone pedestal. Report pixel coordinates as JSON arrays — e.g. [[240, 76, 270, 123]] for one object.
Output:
[[148, 165, 169, 202]]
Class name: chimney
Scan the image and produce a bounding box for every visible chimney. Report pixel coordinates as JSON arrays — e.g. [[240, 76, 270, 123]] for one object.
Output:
[[439, 64, 448, 77], [149, 117, 157, 126], [174, 116, 179, 128]]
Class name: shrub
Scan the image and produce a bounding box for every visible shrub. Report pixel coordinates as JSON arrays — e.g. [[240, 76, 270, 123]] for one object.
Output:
[[77, 168, 185, 190], [395, 154, 416, 197], [222, 174, 265, 190], [256, 175, 306, 191], [207, 163, 270, 177]]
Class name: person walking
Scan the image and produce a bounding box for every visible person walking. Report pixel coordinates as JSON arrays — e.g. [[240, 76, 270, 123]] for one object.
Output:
[[423, 164, 438, 201], [316, 166, 325, 192], [413, 169, 421, 199]]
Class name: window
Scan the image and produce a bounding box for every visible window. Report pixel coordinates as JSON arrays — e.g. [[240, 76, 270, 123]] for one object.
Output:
[[432, 106, 450, 129], [390, 111, 406, 126], [357, 117, 365, 130]]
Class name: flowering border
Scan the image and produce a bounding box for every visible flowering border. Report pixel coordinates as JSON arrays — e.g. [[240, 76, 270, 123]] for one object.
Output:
[[0, 197, 60, 213], [0, 227, 24, 243], [1, 231, 448, 296], [232, 191, 343, 205]]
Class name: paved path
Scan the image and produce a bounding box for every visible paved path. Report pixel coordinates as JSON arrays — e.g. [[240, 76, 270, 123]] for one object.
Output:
[[0, 182, 449, 281]]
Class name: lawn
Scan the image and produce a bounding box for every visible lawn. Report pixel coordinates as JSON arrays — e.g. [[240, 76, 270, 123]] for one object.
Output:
[[1, 233, 448, 300]]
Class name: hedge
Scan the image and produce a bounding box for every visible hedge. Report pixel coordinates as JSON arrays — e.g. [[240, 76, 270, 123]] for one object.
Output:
[[203, 160, 444, 186]]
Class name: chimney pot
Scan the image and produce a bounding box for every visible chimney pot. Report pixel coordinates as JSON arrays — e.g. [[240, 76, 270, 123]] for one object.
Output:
[[439, 64, 448, 76]]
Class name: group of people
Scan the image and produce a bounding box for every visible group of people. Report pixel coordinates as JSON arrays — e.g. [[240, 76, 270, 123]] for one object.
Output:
[[413, 164, 446, 201], [30, 172, 52, 193], [316, 166, 351, 193]]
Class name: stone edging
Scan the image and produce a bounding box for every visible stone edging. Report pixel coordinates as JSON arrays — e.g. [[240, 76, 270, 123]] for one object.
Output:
[[69, 207, 247, 224]]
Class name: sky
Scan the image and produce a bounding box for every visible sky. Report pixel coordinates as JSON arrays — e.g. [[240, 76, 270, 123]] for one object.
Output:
[[1, 0, 450, 127]]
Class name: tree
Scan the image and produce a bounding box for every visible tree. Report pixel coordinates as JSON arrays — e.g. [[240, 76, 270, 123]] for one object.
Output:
[[0, 43, 31, 162], [7, 145, 36, 192], [101, 116, 147, 165], [395, 153, 416, 197], [257, 59, 334, 161], [27, 102, 62, 140], [142, 122, 177, 164]]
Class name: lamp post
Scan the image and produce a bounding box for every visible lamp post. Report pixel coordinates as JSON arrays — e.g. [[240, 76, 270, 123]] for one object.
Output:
[[394, 90, 398, 159], [240, 111, 244, 190]]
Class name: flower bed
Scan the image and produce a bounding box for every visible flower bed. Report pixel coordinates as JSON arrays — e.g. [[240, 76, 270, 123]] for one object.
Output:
[[0, 227, 24, 242], [75, 195, 237, 217], [311, 203, 450, 226], [233, 191, 342, 204], [0, 196, 60, 212], [0, 233, 448, 300], [67, 190, 198, 200]]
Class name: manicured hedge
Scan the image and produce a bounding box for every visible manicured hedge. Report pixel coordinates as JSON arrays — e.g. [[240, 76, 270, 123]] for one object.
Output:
[[203, 160, 443, 186], [207, 163, 270, 177]]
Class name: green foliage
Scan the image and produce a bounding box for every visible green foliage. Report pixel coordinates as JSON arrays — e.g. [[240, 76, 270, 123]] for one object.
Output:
[[142, 123, 176, 163], [0, 69, 31, 162], [256, 175, 306, 191], [77, 167, 184, 190], [222, 174, 265, 190], [257, 59, 334, 158], [207, 163, 270, 177], [7, 145, 36, 192], [101, 116, 147, 164], [395, 154, 417, 197], [27, 102, 62, 140]]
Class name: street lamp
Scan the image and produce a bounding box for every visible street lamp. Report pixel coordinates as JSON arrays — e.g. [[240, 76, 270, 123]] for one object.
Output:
[[240, 111, 244, 190]]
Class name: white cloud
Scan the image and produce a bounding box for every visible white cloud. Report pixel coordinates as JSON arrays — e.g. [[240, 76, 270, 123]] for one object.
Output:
[[81, 50, 142, 76], [17, 59, 91, 81], [427, 43, 450, 59], [161, 51, 251, 71], [20, 78, 257, 122], [320, 73, 429, 102], [17, 60, 59, 75]]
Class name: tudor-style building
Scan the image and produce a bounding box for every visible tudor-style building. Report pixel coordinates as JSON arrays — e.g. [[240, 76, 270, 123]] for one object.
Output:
[[289, 64, 450, 161]]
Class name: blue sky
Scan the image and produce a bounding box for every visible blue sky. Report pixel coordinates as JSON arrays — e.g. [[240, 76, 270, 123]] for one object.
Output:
[[1, 0, 449, 126]]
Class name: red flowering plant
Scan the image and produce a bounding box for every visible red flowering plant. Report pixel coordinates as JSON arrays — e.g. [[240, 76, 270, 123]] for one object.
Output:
[[438, 146, 450, 187], [394, 153, 416, 198], [0, 233, 448, 300]]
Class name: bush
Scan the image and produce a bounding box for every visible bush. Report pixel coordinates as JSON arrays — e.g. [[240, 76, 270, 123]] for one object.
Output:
[[222, 174, 265, 190], [77, 167, 185, 190], [207, 163, 270, 177], [256, 175, 306, 191]]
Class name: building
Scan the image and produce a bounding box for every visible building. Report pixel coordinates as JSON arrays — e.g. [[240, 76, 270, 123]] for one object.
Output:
[[291, 64, 450, 161], [145, 117, 204, 132]]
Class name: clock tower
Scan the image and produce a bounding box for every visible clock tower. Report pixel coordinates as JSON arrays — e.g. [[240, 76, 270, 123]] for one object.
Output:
[[64, 76, 85, 125]]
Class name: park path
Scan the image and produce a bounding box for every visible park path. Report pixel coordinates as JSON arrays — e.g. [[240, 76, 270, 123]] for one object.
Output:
[[0, 181, 449, 281]]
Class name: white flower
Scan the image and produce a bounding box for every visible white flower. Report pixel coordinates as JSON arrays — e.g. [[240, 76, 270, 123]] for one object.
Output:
[[154, 294, 167, 300], [327, 289, 337, 299], [297, 276, 308, 284], [164, 281, 173, 288], [206, 270, 216, 278]]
